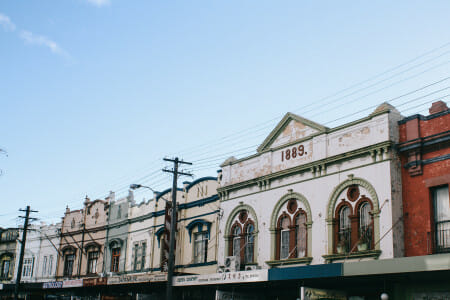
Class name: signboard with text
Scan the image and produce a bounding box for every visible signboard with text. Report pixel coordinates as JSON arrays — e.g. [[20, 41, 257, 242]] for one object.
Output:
[[62, 279, 83, 288], [107, 273, 167, 285], [83, 277, 107, 286], [43, 281, 63, 289], [174, 270, 268, 286]]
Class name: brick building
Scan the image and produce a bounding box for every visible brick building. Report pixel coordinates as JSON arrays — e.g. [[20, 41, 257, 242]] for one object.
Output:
[[398, 100, 450, 257]]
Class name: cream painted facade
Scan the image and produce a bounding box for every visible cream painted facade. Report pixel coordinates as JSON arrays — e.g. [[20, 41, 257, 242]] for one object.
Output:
[[123, 177, 220, 276], [56, 197, 109, 279], [217, 104, 404, 269]]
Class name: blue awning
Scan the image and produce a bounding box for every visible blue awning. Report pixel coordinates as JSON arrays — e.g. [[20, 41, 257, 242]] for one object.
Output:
[[268, 263, 342, 281]]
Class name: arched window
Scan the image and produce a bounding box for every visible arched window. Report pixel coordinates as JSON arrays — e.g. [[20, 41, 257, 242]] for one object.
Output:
[[280, 215, 291, 259], [295, 212, 307, 258], [244, 223, 254, 264], [275, 198, 311, 260], [333, 185, 375, 254], [232, 225, 241, 258], [227, 208, 257, 269], [111, 247, 120, 272], [338, 205, 351, 253], [62, 248, 76, 277], [358, 201, 373, 249]]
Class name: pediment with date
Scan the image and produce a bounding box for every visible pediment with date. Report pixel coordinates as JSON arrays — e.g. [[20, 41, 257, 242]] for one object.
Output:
[[257, 112, 328, 153]]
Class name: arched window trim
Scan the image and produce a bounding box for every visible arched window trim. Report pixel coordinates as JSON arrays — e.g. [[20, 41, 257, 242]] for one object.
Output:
[[270, 192, 312, 261], [224, 205, 258, 269], [84, 241, 100, 251], [326, 177, 380, 255], [155, 227, 165, 248], [61, 245, 77, 254], [108, 238, 124, 249], [186, 219, 212, 243]]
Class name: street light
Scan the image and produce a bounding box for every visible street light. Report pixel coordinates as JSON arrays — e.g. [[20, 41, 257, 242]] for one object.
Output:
[[129, 184, 157, 193]]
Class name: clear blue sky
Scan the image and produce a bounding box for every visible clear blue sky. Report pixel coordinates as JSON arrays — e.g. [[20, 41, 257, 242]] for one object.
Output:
[[1, 0, 449, 226]]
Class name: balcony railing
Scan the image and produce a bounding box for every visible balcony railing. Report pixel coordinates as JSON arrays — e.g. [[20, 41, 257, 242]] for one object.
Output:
[[435, 221, 450, 253], [428, 221, 450, 253]]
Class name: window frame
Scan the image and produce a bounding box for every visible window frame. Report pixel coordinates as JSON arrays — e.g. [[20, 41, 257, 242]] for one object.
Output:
[[63, 253, 75, 277], [432, 185, 450, 252], [244, 222, 255, 264], [87, 250, 99, 274], [111, 247, 121, 273], [22, 257, 34, 278], [193, 231, 208, 264], [294, 210, 307, 258]]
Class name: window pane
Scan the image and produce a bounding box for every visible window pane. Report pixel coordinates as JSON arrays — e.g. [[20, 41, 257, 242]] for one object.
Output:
[[281, 230, 290, 259], [339, 206, 351, 252], [141, 242, 147, 270], [2, 260, 10, 278], [42, 256, 47, 275], [111, 247, 120, 272], [281, 216, 290, 229], [434, 186, 450, 251], [88, 251, 99, 274], [48, 255, 53, 276], [296, 214, 307, 257], [232, 227, 241, 258], [64, 254, 74, 276], [245, 225, 254, 263], [194, 232, 208, 264], [359, 202, 372, 249]]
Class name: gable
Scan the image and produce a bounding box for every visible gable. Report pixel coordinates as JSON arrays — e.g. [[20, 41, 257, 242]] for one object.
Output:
[[257, 112, 327, 153]]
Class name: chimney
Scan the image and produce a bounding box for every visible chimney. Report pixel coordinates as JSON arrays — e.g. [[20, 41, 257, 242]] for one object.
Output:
[[429, 101, 449, 115]]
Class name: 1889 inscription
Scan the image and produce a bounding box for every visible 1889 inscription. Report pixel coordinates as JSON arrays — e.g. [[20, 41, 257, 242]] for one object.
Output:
[[281, 145, 307, 161]]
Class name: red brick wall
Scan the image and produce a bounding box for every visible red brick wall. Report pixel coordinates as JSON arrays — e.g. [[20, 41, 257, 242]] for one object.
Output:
[[399, 110, 450, 257]]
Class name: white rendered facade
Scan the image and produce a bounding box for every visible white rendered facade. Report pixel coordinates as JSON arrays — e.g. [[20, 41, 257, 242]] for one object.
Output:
[[217, 104, 404, 269]]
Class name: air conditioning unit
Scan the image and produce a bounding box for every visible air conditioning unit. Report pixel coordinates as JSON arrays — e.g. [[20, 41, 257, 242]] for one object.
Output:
[[224, 256, 240, 272], [244, 265, 258, 271]]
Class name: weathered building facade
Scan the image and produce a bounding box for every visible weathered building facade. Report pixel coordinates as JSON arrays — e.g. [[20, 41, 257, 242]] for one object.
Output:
[[56, 197, 108, 279], [218, 104, 404, 271]]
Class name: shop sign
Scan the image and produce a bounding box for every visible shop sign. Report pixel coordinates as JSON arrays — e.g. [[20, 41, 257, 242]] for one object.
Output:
[[300, 287, 346, 300], [108, 273, 167, 285], [215, 290, 258, 300], [83, 277, 108, 286], [173, 269, 268, 286], [43, 281, 63, 289], [62, 279, 83, 288]]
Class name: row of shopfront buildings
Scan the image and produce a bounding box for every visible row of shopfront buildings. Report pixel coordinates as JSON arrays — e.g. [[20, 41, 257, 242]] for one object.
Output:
[[1, 101, 449, 299]]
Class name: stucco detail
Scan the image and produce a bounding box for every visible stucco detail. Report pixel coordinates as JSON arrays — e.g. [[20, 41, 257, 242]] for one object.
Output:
[[224, 203, 259, 261], [325, 176, 381, 254], [269, 192, 313, 260]]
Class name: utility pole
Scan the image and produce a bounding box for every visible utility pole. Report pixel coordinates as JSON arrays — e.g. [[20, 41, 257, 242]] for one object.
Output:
[[15, 206, 38, 300], [162, 157, 192, 300]]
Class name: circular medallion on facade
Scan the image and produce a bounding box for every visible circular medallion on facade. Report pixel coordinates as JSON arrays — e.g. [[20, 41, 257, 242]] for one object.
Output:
[[238, 210, 248, 223], [347, 185, 360, 202], [287, 199, 298, 214]]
